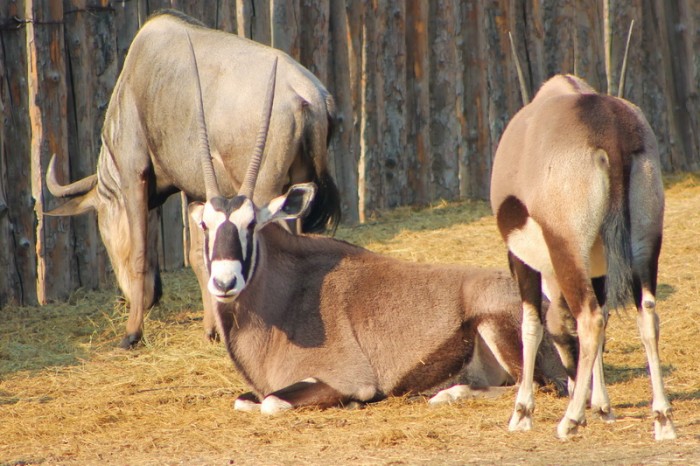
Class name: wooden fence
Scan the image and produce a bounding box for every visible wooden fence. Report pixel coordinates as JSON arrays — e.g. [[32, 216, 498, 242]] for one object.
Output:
[[1, 0, 699, 306]]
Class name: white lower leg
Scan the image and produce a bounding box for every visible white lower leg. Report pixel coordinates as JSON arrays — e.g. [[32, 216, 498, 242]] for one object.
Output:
[[637, 292, 676, 440], [590, 341, 614, 422], [509, 304, 543, 432]]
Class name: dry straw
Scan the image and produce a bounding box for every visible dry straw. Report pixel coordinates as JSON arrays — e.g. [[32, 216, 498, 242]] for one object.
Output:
[[1, 174, 699, 465]]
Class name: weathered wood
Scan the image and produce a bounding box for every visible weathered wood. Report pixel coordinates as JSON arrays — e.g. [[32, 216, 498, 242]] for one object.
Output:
[[377, 0, 407, 208], [429, 0, 462, 201], [237, 0, 270, 44], [26, 0, 73, 303], [327, 0, 360, 222], [271, 0, 300, 59], [300, 0, 329, 86], [0, 0, 32, 306], [405, 0, 430, 206], [358, 0, 379, 221], [63, 0, 116, 289]]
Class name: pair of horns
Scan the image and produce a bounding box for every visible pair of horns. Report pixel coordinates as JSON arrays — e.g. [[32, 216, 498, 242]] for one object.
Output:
[[509, 20, 635, 106], [186, 31, 278, 201]]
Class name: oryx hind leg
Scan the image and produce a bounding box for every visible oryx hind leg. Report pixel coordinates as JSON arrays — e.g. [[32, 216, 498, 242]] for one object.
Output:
[[508, 252, 544, 432], [260, 378, 354, 415], [633, 240, 676, 440], [544, 239, 606, 439], [629, 158, 676, 440], [590, 276, 614, 422]]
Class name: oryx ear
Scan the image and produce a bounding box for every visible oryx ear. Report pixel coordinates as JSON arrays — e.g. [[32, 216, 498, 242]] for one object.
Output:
[[258, 183, 316, 227], [44, 189, 98, 216], [188, 202, 205, 228]]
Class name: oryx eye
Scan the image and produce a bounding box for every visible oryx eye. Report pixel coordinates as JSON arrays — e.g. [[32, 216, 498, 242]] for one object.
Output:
[[200, 221, 208, 232]]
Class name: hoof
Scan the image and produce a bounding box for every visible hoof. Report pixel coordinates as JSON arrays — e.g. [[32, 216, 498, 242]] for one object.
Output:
[[654, 409, 677, 441], [260, 395, 293, 416], [204, 328, 220, 343], [557, 416, 584, 440], [592, 404, 615, 423], [234, 398, 261, 412], [119, 333, 141, 349], [509, 403, 534, 432]]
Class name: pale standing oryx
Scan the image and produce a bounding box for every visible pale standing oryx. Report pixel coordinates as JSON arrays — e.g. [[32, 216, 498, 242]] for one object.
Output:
[[187, 50, 566, 414], [44, 10, 340, 348], [490, 73, 676, 440]]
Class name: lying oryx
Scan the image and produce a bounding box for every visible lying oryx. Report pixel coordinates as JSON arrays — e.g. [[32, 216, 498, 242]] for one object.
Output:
[[185, 58, 565, 413], [44, 10, 340, 348], [490, 73, 676, 440]]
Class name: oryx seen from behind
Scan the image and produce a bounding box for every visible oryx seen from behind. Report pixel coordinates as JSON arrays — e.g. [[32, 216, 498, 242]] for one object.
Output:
[[490, 70, 676, 439], [44, 11, 340, 348], [188, 55, 566, 414]]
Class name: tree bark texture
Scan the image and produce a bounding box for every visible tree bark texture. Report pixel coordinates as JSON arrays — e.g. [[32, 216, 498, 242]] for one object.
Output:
[[1, 0, 699, 305]]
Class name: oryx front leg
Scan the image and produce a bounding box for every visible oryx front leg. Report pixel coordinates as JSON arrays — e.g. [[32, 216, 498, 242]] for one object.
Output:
[[509, 254, 543, 432], [259, 378, 353, 415], [121, 173, 150, 349], [637, 290, 676, 440]]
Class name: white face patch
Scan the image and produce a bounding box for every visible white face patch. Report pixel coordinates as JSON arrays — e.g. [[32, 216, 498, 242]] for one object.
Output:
[[208, 259, 246, 302], [202, 202, 227, 261], [228, 199, 255, 260]]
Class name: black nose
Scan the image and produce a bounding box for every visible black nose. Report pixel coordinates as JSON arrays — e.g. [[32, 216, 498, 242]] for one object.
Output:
[[213, 276, 236, 293]]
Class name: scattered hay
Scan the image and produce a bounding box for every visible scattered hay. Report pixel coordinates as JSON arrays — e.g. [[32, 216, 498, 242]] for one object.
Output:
[[1, 174, 700, 464]]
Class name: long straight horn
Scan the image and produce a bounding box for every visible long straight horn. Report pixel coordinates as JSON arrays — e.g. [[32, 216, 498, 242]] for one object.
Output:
[[617, 19, 634, 99], [508, 31, 530, 106], [186, 31, 221, 200], [239, 57, 278, 199]]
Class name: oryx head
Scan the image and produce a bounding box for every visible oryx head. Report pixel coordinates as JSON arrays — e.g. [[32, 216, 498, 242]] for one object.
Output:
[[184, 34, 315, 302]]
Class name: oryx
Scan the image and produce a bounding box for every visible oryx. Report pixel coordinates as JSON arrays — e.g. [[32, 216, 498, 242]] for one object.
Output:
[[186, 52, 566, 414], [490, 71, 676, 440], [44, 10, 340, 348]]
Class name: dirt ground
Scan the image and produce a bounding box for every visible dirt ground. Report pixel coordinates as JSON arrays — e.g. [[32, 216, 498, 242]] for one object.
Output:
[[1, 174, 699, 465]]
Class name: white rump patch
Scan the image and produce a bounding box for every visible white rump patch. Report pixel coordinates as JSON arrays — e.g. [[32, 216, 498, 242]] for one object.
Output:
[[507, 217, 554, 276], [261, 395, 293, 415]]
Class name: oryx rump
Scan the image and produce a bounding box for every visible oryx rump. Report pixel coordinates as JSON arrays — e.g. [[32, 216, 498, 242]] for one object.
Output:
[[490, 74, 676, 440]]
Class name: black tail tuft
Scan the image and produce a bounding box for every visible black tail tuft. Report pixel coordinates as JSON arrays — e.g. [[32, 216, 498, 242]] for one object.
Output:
[[601, 205, 634, 310], [302, 169, 341, 234]]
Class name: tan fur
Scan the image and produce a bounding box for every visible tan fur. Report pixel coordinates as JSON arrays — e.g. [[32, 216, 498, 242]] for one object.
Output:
[[43, 11, 339, 347], [216, 223, 565, 409], [491, 74, 675, 440]]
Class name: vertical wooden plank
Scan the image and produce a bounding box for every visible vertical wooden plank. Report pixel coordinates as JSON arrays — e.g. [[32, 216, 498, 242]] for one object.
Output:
[[271, 0, 300, 59], [429, 0, 462, 201], [26, 0, 73, 302], [63, 0, 116, 289], [405, 0, 431, 206], [237, 0, 270, 44], [114, 0, 146, 68], [462, 1, 490, 199], [327, 0, 360, 222], [358, 0, 380, 221], [300, 0, 329, 85], [376, 0, 407, 208], [0, 0, 32, 305], [216, 0, 238, 33]]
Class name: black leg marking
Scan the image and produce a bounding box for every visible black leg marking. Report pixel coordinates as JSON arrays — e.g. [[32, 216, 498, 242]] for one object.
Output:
[[268, 379, 352, 410]]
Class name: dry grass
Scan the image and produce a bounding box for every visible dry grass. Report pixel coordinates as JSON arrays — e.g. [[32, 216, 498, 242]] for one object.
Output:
[[1, 174, 699, 465]]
